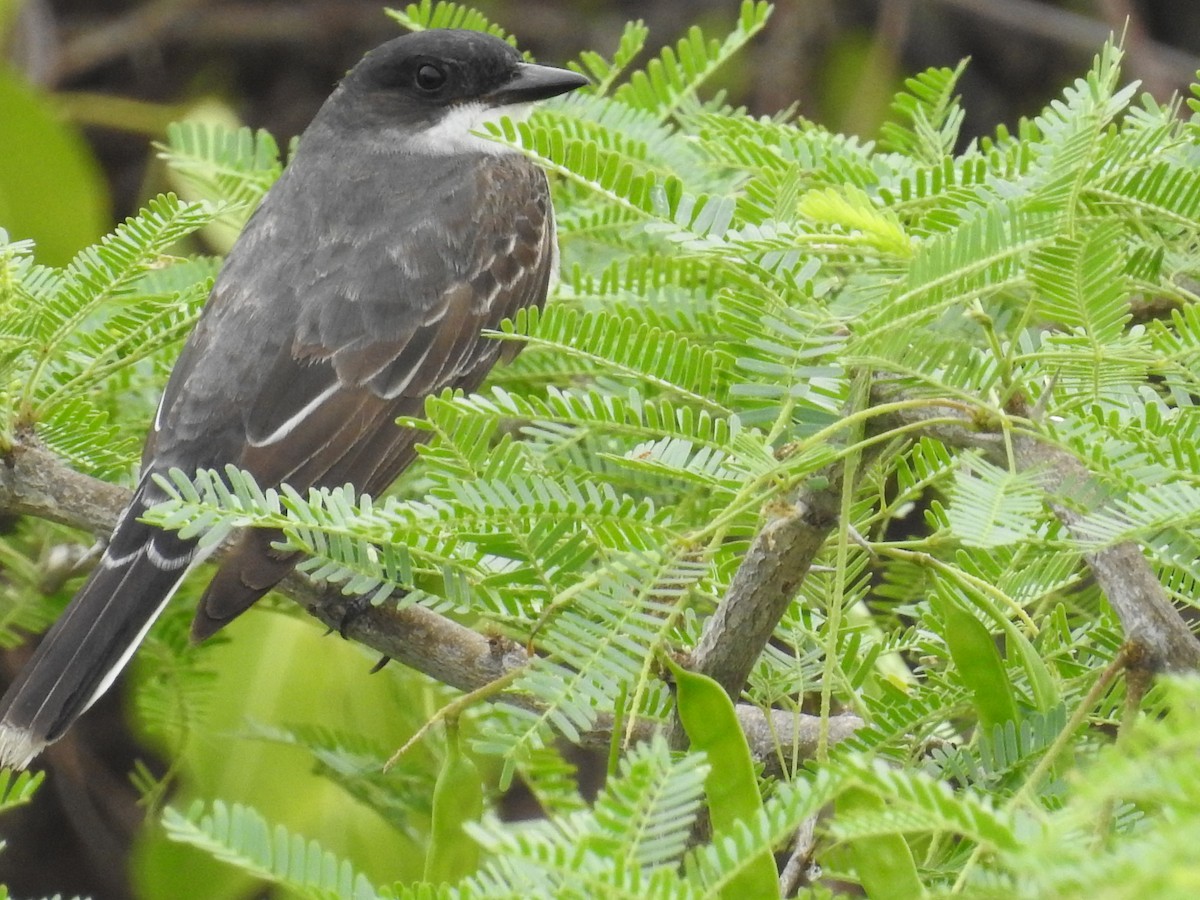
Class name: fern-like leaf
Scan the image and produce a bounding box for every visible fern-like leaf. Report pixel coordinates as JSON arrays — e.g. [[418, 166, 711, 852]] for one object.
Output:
[[1030, 220, 1130, 343], [613, 2, 771, 121], [387, 0, 514, 43], [158, 122, 282, 214], [0, 767, 44, 814], [162, 800, 381, 900], [589, 735, 709, 869], [574, 19, 650, 96], [879, 61, 969, 164], [940, 454, 1046, 548]]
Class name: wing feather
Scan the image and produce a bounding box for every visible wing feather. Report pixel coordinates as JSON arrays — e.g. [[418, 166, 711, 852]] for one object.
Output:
[[174, 153, 555, 631]]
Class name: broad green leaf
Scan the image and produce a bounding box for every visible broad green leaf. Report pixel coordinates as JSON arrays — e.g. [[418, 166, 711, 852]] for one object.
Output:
[[424, 722, 484, 883], [0, 66, 109, 265], [666, 657, 779, 900]]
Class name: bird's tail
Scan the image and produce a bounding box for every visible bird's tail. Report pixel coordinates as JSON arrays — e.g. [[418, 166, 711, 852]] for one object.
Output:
[[0, 488, 198, 769]]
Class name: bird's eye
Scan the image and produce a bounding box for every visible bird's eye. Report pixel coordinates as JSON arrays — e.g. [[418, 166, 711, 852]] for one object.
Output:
[[414, 63, 447, 91]]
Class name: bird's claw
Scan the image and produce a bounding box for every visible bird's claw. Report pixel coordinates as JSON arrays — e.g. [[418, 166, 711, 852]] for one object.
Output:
[[335, 593, 375, 639]]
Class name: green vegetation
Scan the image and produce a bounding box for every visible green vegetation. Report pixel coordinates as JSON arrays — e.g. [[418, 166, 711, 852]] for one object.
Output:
[[5, 1, 1200, 896]]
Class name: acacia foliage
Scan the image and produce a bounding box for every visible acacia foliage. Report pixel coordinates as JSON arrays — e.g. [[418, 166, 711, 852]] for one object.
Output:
[[4, 1, 1200, 896]]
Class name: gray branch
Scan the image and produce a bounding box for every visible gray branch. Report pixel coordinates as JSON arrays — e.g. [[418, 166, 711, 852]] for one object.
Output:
[[684, 474, 841, 701], [1012, 436, 1200, 672]]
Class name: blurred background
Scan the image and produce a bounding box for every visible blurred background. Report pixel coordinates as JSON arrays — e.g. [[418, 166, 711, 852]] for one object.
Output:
[[1, 0, 1199, 896], [4, 0, 1200, 267]]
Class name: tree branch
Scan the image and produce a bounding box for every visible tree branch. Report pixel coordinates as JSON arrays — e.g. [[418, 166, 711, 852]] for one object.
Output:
[[684, 474, 841, 701], [0, 434, 129, 535], [871, 383, 1200, 673], [663, 375, 1197, 762], [0, 434, 861, 771]]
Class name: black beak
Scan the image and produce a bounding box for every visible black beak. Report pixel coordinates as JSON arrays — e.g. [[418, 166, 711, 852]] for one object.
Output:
[[487, 63, 589, 106]]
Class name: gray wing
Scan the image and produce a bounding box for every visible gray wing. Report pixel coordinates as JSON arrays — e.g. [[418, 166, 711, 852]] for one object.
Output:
[[155, 151, 553, 492], [149, 150, 555, 636]]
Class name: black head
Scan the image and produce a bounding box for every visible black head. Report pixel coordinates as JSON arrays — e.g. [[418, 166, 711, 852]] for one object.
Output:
[[341, 30, 588, 120]]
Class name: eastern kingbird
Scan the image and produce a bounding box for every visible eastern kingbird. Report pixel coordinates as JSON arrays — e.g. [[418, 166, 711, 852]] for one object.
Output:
[[0, 30, 587, 769]]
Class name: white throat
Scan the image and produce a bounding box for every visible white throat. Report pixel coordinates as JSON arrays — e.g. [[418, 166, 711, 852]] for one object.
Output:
[[406, 101, 533, 156]]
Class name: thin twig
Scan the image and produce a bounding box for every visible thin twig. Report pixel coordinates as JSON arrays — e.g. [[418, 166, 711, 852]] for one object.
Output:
[[779, 814, 820, 896]]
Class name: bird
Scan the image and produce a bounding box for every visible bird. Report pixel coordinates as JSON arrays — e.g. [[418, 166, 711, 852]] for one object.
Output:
[[0, 29, 588, 769]]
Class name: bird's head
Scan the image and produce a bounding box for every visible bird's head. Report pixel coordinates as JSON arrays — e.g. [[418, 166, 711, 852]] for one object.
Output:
[[329, 29, 589, 154]]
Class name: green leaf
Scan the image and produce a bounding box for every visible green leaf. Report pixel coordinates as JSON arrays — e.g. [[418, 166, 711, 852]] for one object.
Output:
[[162, 800, 381, 900], [835, 784, 927, 900], [666, 657, 779, 900], [796, 184, 913, 257], [463, 736, 706, 897], [386, 0, 514, 43], [589, 734, 709, 870], [0, 66, 109, 265], [879, 61, 969, 163], [0, 767, 44, 813], [932, 580, 1019, 733], [1030, 220, 1130, 344], [23, 193, 216, 412], [574, 20, 650, 96], [942, 455, 1045, 548], [613, 2, 772, 120], [159, 120, 283, 250], [424, 722, 484, 883]]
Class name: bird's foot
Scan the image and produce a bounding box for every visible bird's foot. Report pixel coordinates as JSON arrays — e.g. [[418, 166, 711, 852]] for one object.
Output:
[[333, 592, 376, 639]]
